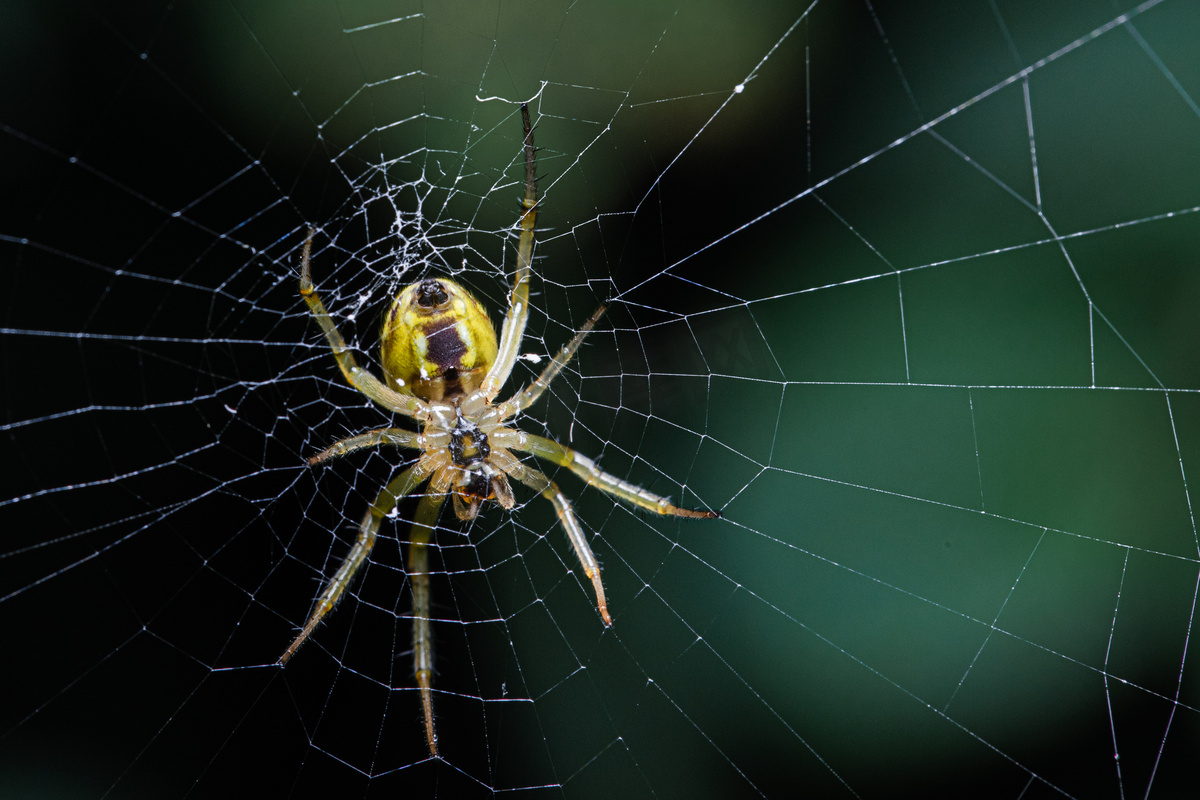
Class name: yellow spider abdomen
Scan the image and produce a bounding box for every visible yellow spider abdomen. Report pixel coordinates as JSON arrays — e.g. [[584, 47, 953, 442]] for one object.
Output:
[[380, 278, 498, 402]]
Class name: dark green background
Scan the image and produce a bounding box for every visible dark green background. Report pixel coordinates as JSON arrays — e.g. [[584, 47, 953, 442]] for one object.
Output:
[[2, 1, 1199, 797]]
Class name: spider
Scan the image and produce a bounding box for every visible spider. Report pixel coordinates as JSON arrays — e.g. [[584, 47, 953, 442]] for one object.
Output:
[[279, 104, 719, 756]]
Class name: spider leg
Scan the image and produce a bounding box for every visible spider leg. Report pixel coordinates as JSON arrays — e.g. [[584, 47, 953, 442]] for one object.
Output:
[[483, 104, 538, 401], [299, 228, 426, 418], [497, 454, 612, 627], [308, 427, 419, 465], [509, 433, 720, 519], [499, 302, 607, 418], [279, 461, 431, 664], [408, 490, 447, 757]]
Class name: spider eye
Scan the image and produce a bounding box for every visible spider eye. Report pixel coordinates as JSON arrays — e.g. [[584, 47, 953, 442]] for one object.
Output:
[[380, 278, 499, 401]]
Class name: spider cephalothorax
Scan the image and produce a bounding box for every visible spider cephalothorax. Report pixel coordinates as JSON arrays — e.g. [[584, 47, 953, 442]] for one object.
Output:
[[280, 105, 718, 756]]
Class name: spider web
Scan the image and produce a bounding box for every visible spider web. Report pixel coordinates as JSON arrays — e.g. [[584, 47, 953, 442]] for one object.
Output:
[[3, 0, 1200, 797]]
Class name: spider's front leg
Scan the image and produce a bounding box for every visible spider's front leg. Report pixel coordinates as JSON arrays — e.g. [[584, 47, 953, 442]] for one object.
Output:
[[514, 433, 720, 519], [407, 490, 446, 757], [492, 452, 612, 626], [279, 461, 431, 664], [489, 433, 718, 626]]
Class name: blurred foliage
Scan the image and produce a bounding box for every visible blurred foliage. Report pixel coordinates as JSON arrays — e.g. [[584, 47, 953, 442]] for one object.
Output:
[[3, 1, 1199, 798]]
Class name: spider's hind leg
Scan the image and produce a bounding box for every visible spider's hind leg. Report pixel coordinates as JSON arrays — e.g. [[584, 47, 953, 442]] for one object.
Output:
[[308, 427, 419, 466]]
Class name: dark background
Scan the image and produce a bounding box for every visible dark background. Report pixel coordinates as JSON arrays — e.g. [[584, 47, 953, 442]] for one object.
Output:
[[3, 1, 1200, 798]]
